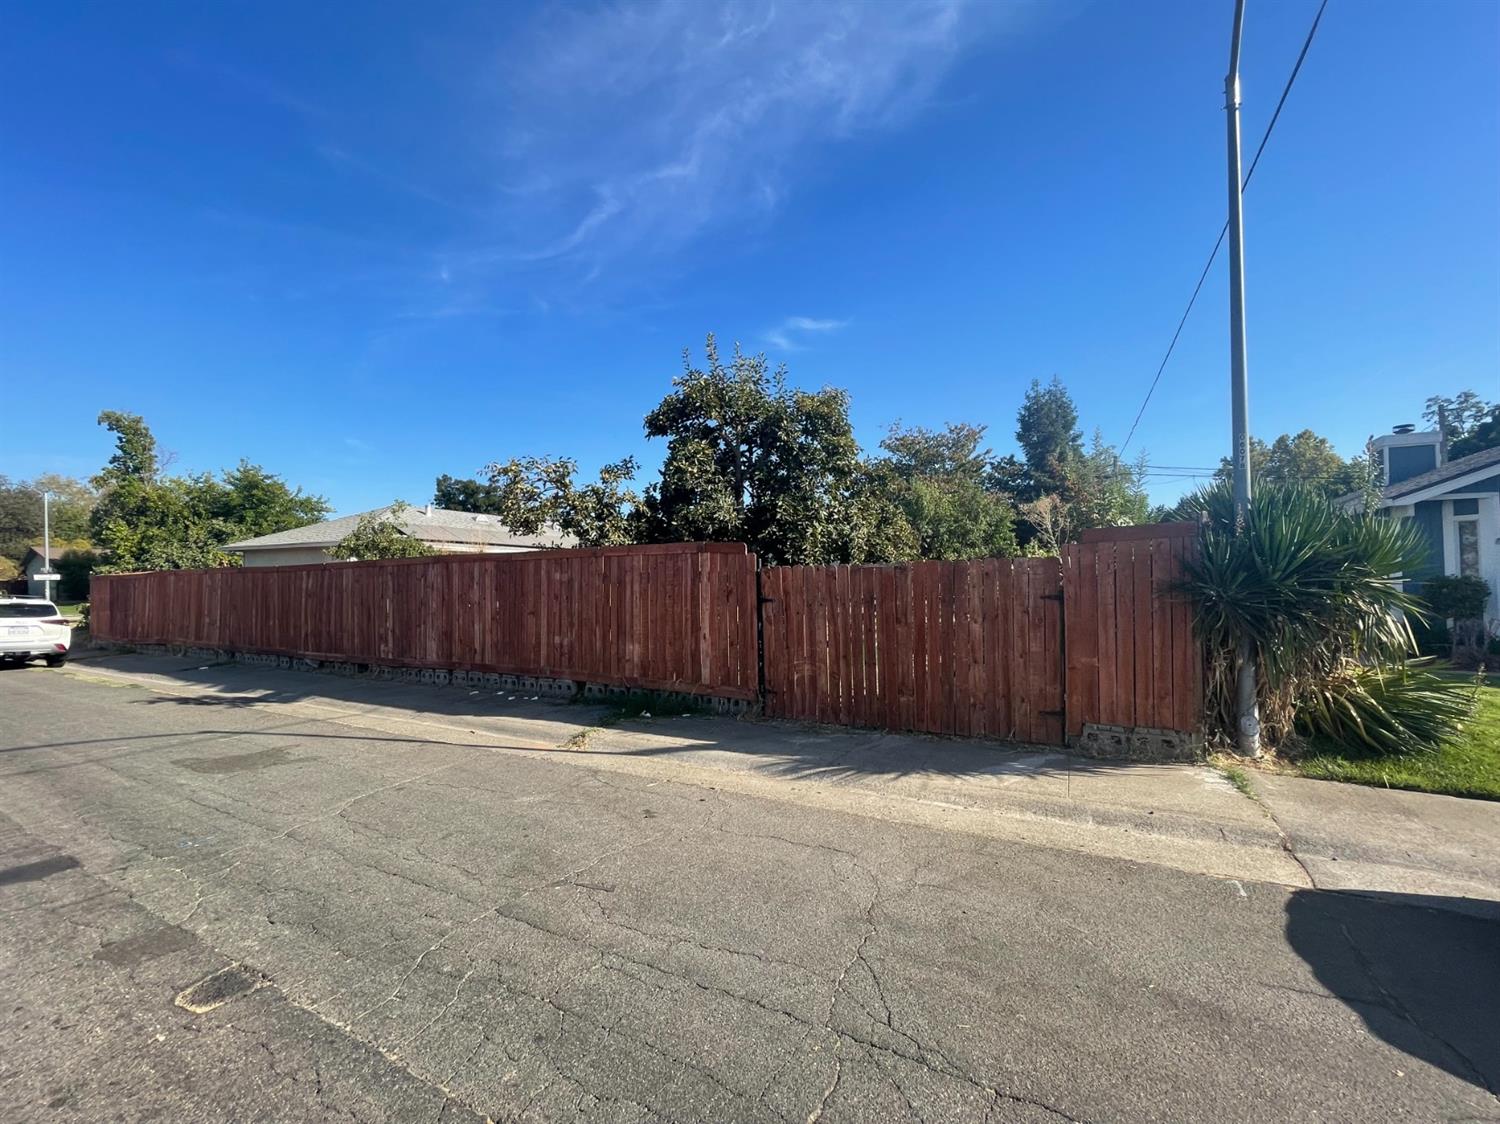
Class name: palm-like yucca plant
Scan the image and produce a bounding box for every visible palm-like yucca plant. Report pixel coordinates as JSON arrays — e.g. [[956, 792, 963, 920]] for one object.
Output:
[[1177, 482, 1474, 752], [1295, 665, 1477, 756]]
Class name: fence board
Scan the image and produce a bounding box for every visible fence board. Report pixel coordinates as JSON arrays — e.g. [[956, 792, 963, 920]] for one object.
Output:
[[93, 526, 1205, 741], [1063, 524, 1203, 736], [761, 556, 1067, 745], [91, 544, 760, 701]]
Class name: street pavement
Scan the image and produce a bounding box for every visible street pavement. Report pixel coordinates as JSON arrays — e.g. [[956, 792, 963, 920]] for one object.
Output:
[[0, 655, 1496, 1122]]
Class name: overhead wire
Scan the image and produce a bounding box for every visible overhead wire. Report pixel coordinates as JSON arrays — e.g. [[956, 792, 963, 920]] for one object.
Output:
[[1117, 0, 1331, 457]]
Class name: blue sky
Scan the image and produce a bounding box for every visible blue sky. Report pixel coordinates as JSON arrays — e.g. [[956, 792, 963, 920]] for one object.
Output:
[[2, 0, 1497, 511]]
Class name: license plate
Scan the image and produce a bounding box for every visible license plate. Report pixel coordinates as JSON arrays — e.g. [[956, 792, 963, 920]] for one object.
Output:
[[5, 626, 28, 636]]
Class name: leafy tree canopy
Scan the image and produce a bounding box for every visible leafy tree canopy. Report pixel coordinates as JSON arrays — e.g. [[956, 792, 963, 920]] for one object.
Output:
[[444, 342, 1150, 563], [873, 423, 1015, 560], [89, 412, 331, 573], [1020, 435, 1148, 554], [460, 456, 642, 548], [1014, 376, 1083, 499], [1426, 390, 1500, 460], [0, 473, 96, 569], [1211, 429, 1366, 501], [328, 502, 437, 561], [637, 336, 892, 565]]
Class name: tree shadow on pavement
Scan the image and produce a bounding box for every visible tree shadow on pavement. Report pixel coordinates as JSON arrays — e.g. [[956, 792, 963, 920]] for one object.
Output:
[[600, 717, 1149, 783], [65, 653, 1170, 782], [1284, 889, 1499, 1096]]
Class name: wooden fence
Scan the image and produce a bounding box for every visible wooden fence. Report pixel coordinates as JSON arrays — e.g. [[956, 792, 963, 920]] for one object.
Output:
[[91, 542, 760, 700], [90, 525, 1203, 743], [1061, 523, 1201, 738], [760, 558, 1065, 744], [759, 525, 1201, 745]]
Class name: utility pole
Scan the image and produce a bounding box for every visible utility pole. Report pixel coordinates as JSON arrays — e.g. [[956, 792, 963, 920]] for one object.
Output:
[[42, 491, 54, 603], [1225, 0, 1260, 756]]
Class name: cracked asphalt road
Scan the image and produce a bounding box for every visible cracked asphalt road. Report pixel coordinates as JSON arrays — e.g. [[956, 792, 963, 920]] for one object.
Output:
[[1, 664, 1496, 1123]]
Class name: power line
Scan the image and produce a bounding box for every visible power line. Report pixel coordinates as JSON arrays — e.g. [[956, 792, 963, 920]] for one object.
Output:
[[1118, 0, 1330, 457]]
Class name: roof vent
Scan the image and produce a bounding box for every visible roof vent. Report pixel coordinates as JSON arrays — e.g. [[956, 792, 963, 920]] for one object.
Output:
[[474, 514, 489, 523], [424, 503, 433, 516], [1392, 424, 1416, 435]]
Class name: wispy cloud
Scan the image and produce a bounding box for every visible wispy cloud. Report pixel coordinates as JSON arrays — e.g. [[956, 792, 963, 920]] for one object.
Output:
[[765, 315, 849, 351], [466, 0, 1027, 285]]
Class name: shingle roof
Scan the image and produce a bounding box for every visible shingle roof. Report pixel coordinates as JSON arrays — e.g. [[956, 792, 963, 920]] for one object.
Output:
[[224, 505, 575, 551], [1383, 445, 1500, 502]]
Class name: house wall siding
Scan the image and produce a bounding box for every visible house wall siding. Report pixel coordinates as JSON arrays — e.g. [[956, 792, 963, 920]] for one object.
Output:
[[241, 547, 334, 568], [238, 541, 553, 567]]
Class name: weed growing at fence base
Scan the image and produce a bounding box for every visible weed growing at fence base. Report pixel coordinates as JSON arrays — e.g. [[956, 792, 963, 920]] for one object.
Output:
[[563, 689, 715, 750], [1213, 761, 1256, 799]]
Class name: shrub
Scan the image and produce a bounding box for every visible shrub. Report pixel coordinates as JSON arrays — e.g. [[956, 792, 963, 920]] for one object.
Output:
[[1422, 575, 1494, 667], [1422, 575, 1491, 623], [1177, 481, 1456, 754], [57, 548, 100, 601], [328, 502, 438, 562]]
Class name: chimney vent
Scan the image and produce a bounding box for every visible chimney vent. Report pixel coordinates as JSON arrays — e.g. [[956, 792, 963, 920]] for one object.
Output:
[[1392, 423, 1416, 435], [425, 503, 433, 516]]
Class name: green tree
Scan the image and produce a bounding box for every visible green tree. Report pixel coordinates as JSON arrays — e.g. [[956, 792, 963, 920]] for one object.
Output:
[[467, 456, 641, 547], [1211, 429, 1363, 500], [1424, 390, 1494, 444], [208, 461, 330, 540], [89, 412, 330, 572], [56, 547, 100, 601], [433, 474, 507, 514], [328, 503, 438, 561], [637, 335, 889, 564], [0, 474, 96, 568], [874, 423, 1016, 559], [1020, 435, 1148, 554], [1014, 376, 1083, 498], [94, 410, 159, 486]]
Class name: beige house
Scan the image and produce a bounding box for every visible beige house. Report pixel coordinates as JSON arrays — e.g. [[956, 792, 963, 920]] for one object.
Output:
[[225, 504, 575, 567]]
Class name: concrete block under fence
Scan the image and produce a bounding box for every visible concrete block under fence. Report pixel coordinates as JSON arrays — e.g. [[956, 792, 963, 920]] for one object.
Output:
[[1071, 723, 1204, 763]]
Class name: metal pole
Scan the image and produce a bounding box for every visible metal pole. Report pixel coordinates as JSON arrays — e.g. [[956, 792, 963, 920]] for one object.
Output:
[[1225, 0, 1260, 756], [43, 491, 53, 603]]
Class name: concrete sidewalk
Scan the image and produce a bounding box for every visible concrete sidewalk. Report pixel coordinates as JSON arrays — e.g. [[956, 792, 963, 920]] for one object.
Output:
[[56, 651, 1500, 913], [1253, 771, 1500, 919]]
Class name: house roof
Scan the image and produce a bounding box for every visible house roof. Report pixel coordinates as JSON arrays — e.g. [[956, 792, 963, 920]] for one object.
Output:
[[224, 505, 576, 552], [1381, 445, 1500, 504]]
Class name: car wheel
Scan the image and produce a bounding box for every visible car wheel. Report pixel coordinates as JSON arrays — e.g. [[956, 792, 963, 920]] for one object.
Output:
[[44, 654, 67, 668]]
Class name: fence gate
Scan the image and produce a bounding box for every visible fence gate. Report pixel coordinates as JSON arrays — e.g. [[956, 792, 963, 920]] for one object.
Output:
[[759, 558, 1065, 745]]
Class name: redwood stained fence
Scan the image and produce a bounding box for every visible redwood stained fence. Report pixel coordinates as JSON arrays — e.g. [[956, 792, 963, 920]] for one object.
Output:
[[1060, 522, 1202, 738], [89, 525, 1203, 741], [91, 542, 760, 700], [760, 558, 1065, 744], [759, 524, 1202, 746]]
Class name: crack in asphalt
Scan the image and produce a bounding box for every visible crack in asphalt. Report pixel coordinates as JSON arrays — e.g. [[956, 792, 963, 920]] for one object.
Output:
[[1338, 923, 1497, 1100]]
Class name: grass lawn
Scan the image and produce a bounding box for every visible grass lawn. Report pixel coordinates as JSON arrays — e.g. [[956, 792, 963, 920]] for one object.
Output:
[[55, 601, 87, 621], [1292, 675, 1500, 801]]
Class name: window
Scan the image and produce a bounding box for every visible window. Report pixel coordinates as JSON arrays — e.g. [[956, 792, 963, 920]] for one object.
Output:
[[0, 601, 58, 618], [1457, 519, 1480, 579]]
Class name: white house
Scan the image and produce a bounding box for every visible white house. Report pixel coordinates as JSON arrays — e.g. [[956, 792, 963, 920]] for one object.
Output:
[[224, 504, 576, 567]]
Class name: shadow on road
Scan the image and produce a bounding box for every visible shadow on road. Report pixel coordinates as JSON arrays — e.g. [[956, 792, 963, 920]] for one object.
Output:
[[1285, 889, 1499, 1096], [31, 653, 1159, 783]]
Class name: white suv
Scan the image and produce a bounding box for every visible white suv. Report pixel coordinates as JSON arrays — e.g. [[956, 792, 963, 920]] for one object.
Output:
[[0, 597, 72, 667]]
